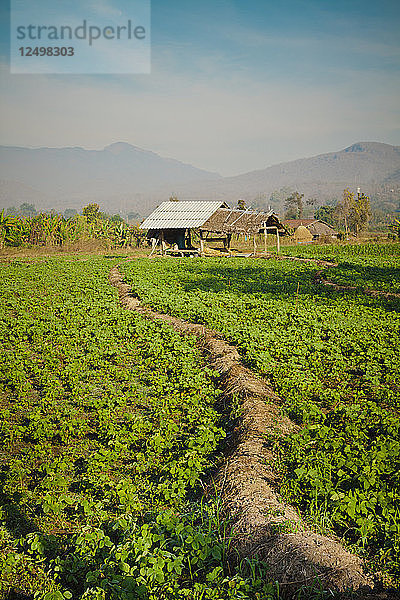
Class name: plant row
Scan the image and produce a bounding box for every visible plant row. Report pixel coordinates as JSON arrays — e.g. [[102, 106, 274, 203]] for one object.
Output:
[[0, 258, 275, 600], [121, 252, 400, 585]]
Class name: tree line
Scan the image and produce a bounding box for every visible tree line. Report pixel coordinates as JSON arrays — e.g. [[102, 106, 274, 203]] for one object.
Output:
[[284, 189, 372, 235]]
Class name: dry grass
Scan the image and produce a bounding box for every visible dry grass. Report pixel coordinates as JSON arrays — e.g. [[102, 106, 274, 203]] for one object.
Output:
[[0, 244, 151, 262]]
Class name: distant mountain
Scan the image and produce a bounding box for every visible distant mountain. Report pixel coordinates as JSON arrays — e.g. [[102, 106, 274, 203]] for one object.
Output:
[[173, 142, 400, 210], [0, 142, 222, 214], [0, 141, 399, 215]]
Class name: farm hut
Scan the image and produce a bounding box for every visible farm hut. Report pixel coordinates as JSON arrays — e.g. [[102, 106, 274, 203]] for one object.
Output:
[[199, 207, 285, 252], [140, 201, 228, 254], [140, 201, 285, 255], [283, 219, 338, 240]]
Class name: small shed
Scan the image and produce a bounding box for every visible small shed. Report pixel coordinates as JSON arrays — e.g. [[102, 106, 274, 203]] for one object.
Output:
[[140, 201, 285, 254], [283, 219, 338, 240]]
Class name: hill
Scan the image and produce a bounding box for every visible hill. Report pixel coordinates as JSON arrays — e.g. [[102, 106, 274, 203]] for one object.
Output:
[[0, 142, 222, 214], [0, 141, 399, 216], [174, 142, 400, 212]]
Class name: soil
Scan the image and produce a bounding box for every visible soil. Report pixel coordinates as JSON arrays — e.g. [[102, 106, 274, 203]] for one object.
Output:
[[109, 265, 388, 598]]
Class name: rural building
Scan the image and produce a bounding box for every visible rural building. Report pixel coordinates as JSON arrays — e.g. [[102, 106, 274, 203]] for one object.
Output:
[[283, 218, 338, 241], [140, 201, 285, 254]]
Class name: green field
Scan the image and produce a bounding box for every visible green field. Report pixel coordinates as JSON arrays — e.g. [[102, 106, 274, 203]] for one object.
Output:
[[281, 242, 400, 293], [1, 244, 400, 598], [0, 258, 275, 600], [120, 244, 400, 585]]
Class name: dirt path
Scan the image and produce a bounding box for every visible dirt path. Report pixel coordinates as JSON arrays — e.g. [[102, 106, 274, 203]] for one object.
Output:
[[261, 252, 400, 298], [109, 266, 378, 597], [261, 251, 337, 268], [313, 270, 400, 299]]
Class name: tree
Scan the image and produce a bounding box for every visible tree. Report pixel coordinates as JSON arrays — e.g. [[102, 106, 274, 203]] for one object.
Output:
[[389, 218, 400, 239], [335, 189, 371, 235], [314, 205, 336, 226], [19, 203, 37, 217], [6, 206, 18, 216], [335, 188, 353, 235], [108, 214, 125, 224], [127, 211, 140, 222], [284, 192, 304, 219], [351, 191, 371, 234], [82, 203, 100, 223], [169, 195, 179, 202]]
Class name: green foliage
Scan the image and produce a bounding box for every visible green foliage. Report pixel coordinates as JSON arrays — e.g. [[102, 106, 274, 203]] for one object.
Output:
[[120, 246, 400, 584], [279, 401, 400, 582], [82, 204, 101, 223], [0, 258, 273, 599], [282, 242, 400, 294], [336, 189, 371, 234], [0, 210, 138, 249], [314, 205, 335, 226], [284, 191, 304, 219]]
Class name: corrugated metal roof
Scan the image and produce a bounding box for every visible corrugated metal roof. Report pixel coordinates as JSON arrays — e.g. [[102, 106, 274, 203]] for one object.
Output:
[[140, 201, 227, 230]]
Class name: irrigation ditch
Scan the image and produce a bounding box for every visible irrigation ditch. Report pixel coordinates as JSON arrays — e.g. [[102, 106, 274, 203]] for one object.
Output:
[[108, 264, 396, 599]]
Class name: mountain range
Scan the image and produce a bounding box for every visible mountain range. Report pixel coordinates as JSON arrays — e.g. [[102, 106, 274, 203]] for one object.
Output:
[[1, 141, 399, 216]]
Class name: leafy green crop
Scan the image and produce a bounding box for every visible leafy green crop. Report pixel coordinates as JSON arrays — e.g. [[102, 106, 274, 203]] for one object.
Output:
[[0, 258, 274, 600], [282, 242, 400, 293], [120, 246, 400, 585]]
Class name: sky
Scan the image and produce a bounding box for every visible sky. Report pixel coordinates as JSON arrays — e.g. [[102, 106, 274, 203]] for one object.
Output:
[[0, 0, 399, 175]]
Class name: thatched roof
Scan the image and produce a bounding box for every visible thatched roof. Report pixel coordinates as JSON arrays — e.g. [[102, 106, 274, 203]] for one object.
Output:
[[306, 221, 338, 237], [283, 219, 315, 228], [283, 219, 337, 237], [200, 208, 284, 235]]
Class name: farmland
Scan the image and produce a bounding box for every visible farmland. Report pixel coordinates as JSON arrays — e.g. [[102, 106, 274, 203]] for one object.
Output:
[[0, 258, 275, 599], [280, 242, 400, 294], [1, 243, 400, 598], [120, 243, 400, 586]]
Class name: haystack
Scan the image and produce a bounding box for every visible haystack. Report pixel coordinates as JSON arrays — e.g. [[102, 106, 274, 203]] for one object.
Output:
[[294, 224, 313, 243]]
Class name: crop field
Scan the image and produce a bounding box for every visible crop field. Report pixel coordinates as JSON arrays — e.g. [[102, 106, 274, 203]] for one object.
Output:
[[281, 242, 400, 294], [120, 244, 400, 586], [0, 258, 276, 600], [1, 243, 399, 598]]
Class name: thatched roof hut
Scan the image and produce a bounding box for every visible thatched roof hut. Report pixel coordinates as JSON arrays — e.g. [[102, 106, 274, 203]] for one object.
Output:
[[140, 201, 285, 254], [200, 208, 284, 235]]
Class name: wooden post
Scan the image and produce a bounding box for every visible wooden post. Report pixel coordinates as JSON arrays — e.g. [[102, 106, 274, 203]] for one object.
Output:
[[276, 228, 280, 253], [264, 226, 267, 252], [253, 234, 257, 256], [149, 237, 159, 257], [199, 237, 204, 256]]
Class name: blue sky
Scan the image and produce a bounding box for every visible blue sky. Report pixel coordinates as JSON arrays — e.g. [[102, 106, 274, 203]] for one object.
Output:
[[0, 0, 399, 174]]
